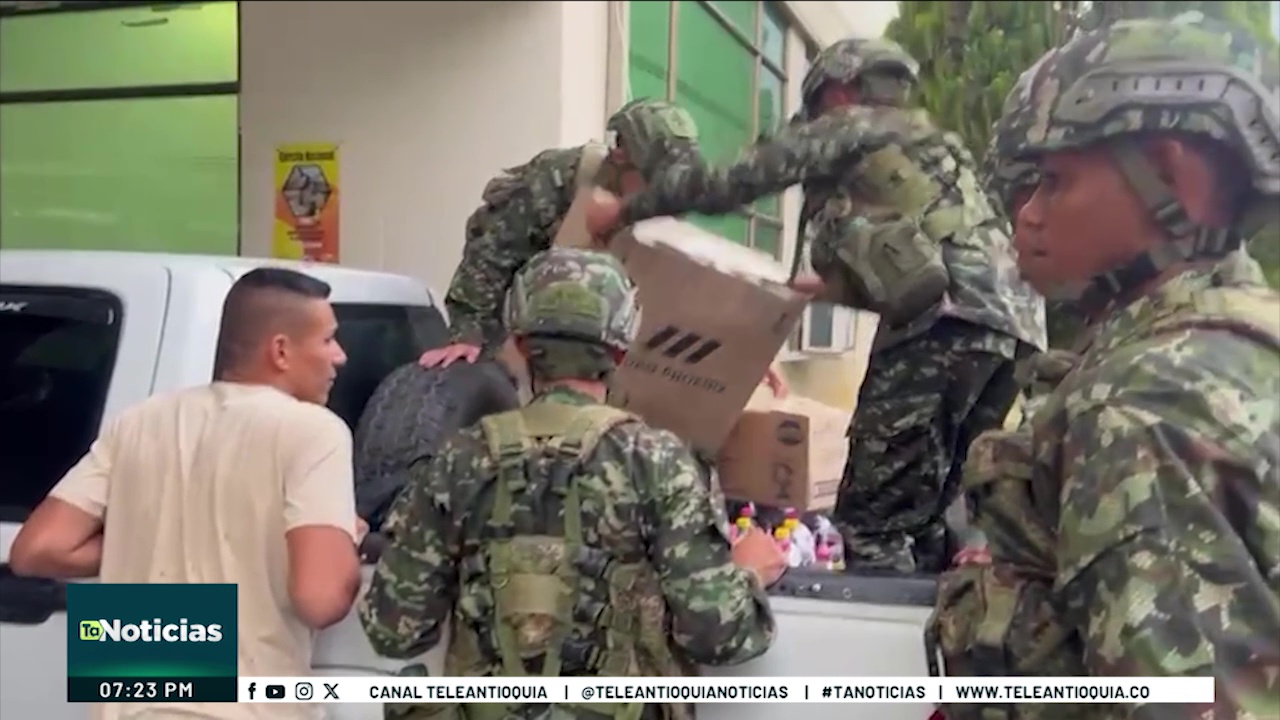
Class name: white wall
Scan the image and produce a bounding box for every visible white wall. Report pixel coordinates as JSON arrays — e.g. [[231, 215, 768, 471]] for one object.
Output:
[[834, 1, 899, 38], [240, 0, 609, 296], [557, 2, 611, 145], [785, 0, 897, 45]]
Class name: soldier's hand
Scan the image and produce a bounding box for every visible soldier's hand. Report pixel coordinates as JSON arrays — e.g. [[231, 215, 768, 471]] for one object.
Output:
[[731, 526, 788, 588], [419, 342, 481, 369], [952, 546, 991, 567], [762, 366, 789, 399], [789, 272, 826, 297], [585, 188, 624, 244]]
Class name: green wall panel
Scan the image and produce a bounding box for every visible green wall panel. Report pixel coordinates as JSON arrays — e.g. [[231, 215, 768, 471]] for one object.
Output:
[[0, 2, 238, 92], [0, 2, 240, 255], [0, 96, 239, 254]]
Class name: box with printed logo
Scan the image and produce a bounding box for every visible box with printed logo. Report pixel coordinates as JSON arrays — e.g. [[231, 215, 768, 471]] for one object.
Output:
[[605, 218, 808, 452]]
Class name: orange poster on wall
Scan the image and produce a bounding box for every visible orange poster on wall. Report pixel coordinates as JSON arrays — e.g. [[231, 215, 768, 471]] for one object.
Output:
[[272, 142, 340, 263]]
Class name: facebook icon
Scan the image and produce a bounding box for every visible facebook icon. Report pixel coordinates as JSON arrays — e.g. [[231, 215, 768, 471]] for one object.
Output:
[[247, 682, 257, 700]]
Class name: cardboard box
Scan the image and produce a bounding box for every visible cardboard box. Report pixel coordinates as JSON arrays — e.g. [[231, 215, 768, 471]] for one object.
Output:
[[715, 388, 853, 511], [603, 218, 809, 452]]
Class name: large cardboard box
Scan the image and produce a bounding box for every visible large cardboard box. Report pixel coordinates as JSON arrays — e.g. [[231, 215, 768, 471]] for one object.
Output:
[[714, 386, 852, 511], [604, 218, 809, 452]]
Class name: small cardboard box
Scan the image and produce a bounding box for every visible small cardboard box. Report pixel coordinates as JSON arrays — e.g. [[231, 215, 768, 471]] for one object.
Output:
[[715, 387, 853, 511], [605, 218, 808, 452]]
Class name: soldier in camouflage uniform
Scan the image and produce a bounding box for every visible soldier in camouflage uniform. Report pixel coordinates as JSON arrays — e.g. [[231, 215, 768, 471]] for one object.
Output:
[[419, 99, 701, 369], [934, 14, 1280, 719], [362, 247, 783, 720], [587, 38, 1048, 574]]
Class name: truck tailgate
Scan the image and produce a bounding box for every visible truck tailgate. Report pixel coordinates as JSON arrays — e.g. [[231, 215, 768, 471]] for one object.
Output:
[[391, 570, 938, 720]]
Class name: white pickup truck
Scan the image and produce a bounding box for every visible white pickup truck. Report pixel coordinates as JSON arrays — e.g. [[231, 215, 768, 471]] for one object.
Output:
[[0, 250, 936, 720]]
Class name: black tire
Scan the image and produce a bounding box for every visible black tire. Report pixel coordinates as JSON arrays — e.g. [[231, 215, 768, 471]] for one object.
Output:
[[353, 360, 519, 530]]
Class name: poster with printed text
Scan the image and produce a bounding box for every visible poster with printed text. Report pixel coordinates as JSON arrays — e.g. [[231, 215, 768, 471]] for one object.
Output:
[[273, 142, 340, 263]]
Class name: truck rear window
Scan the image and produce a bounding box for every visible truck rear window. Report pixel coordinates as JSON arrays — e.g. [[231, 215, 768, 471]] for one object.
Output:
[[327, 303, 448, 430], [0, 287, 122, 521]]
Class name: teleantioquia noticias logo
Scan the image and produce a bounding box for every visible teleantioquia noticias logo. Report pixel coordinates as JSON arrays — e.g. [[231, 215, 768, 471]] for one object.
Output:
[[79, 617, 224, 643]]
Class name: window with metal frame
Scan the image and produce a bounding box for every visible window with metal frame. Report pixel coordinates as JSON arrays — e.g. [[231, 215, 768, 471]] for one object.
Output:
[[627, 0, 788, 259]]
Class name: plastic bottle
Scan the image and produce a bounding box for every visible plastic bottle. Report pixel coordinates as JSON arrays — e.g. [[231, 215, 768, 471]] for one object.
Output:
[[783, 508, 817, 566], [828, 538, 846, 572], [814, 541, 832, 571], [782, 508, 799, 532], [773, 527, 803, 568], [811, 513, 833, 540], [810, 515, 845, 571]]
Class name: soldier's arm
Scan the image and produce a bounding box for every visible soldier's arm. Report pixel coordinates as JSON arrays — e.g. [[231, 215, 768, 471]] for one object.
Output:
[[618, 111, 904, 226], [358, 439, 466, 659], [443, 153, 578, 346], [1056, 336, 1280, 718], [639, 431, 776, 665]]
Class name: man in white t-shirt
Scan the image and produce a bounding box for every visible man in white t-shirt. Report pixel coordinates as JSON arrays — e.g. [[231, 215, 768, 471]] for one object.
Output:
[[11, 267, 365, 720]]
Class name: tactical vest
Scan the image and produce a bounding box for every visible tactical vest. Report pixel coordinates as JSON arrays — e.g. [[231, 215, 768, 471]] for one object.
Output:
[[577, 142, 609, 193], [802, 108, 953, 327], [402, 402, 686, 720], [925, 284, 1280, 720]]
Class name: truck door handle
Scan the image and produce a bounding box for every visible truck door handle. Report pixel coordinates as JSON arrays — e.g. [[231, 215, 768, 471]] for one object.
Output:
[[0, 564, 66, 625]]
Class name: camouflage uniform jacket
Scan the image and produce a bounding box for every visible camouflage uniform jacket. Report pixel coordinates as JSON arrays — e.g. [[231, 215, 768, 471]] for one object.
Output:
[[1031, 252, 1280, 718], [617, 105, 1047, 356], [446, 147, 605, 351], [359, 386, 775, 673], [1012, 348, 1081, 428]]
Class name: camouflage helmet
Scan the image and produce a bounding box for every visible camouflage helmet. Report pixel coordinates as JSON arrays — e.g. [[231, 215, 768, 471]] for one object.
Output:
[[992, 13, 1280, 305], [982, 57, 1055, 221], [503, 247, 640, 354], [606, 98, 699, 177], [801, 38, 920, 114]]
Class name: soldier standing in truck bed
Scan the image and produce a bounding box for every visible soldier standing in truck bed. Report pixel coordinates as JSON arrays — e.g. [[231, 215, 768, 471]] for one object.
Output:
[[585, 38, 1047, 574]]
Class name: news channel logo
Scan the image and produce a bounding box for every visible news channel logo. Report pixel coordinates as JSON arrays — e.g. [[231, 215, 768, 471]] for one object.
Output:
[[67, 584, 239, 703], [77, 618, 224, 643]]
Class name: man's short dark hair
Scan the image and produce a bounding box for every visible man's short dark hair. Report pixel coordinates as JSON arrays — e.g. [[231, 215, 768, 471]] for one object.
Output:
[[213, 267, 332, 379]]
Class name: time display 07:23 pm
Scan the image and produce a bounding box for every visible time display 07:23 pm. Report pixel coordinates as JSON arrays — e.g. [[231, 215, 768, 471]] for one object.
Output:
[[96, 680, 194, 700]]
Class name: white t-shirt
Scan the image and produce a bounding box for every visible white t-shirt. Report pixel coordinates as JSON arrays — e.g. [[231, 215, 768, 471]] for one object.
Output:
[[51, 382, 357, 720]]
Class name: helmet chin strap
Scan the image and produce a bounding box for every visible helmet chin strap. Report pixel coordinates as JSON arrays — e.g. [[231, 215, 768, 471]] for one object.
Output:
[[1044, 141, 1240, 316]]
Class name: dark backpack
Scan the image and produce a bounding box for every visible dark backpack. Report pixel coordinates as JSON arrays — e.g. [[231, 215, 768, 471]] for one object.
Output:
[[353, 361, 519, 529]]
